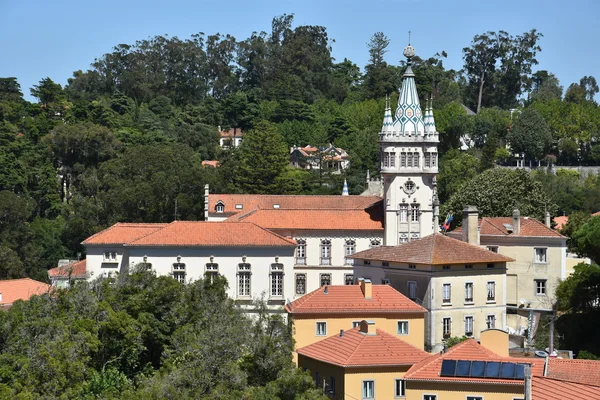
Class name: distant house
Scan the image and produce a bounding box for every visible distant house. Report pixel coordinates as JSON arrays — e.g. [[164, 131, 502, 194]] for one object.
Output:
[[290, 144, 349, 173], [219, 127, 244, 149], [0, 278, 51, 310], [48, 259, 87, 288], [201, 160, 220, 168]]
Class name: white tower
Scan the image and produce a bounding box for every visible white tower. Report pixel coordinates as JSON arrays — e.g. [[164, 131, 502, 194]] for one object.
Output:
[[380, 44, 439, 245]]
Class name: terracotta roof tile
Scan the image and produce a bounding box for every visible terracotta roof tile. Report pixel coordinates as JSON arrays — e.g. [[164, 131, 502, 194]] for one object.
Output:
[[208, 194, 382, 216], [351, 234, 514, 265], [0, 278, 51, 307], [554, 216, 569, 231], [286, 284, 426, 314], [546, 358, 600, 386], [235, 209, 384, 231], [201, 160, 220, 168], [83, 223, 167, 245], [453, 217, 564, 238], [127, 221, 296, 247], [532, 376, 600, 399], [297, 327, 429, 367], [219, 128, 245, 137], [48, 260, 87, 279], [404, 338, 544, 385]]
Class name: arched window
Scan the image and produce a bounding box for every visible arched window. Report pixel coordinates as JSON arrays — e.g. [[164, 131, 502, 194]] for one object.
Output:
[[370, 239, 381, 248], [320, 239, 331, 265], [237, 263, 251, 297], [345, 239, 356, 265], [296, 239, 306, 265], [215, 201, 225, 213]]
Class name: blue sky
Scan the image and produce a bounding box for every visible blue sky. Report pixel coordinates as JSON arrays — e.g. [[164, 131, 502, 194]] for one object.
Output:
[[1, 0, 598, 102]]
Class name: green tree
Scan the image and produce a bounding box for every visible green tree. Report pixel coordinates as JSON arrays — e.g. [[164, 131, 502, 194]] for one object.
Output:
[[570, 217, 600, 263], [362, 32, 398, 100], [556, 263, 600, 312], [529, 70, 563, 103], [437, 149, 480, 203], [507, 108, 552, 162]]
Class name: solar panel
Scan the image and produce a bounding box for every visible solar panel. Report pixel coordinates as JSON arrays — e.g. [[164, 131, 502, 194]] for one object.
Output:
[[440, 360, 457, 377], [501, 362, 517, 379], [471, 361, 486, 377], [485, 361, 501, 377], [456, 360, 471, 376], [515, 363, 526, 379]]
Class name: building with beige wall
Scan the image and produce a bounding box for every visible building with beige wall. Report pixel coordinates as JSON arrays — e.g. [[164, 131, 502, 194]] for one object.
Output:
[[286, 280, 427, 363], [297, 320, 430, 400], [352, 233, 513, 352]]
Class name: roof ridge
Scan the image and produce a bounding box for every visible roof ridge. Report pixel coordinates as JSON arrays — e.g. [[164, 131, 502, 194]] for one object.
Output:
[[345, 328, 368, 365], [526, 217, 566, 238]]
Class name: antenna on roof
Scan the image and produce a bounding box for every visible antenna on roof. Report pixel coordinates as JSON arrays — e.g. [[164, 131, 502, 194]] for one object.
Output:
[[174, 198, 179, 221]]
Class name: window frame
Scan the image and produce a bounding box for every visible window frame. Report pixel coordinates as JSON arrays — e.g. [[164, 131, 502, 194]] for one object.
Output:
[[465, 315, 474, 336], [410, 203, 420, 222], [295, 239, 306, 265], [215, 201, 225, 213], [423, 395, 437, 400], [487, 246, 499, 253], [487, 281, 496, 302], [270, 263, 284, 298], [394, 378, 406, 398], [345, 239, 356, 265], [103, 251, 118, 262], [442, 283, 452, 304], [442, 317, 452, 337], [407, 281, 417, 300], [534, 247, 548, 264], [397, 320, 409, 335], [362, 380, 375, 399], [320, 273, 331, 287], [237, 262, 252, 297], [172, 262, 186, 284], [344, 274, 354, 286], [465, 282, 474, 303], [205, 262, 219, 283], [320, 239, 332, 265], [316, 321, 327, 336], [486, 314, 496, 329], [466, 396, 484, 400], [295, 273, 306, 295], [535, 279, 547, 296]]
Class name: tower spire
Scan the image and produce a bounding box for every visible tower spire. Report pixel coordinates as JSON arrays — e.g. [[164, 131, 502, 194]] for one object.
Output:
[[381, 93, 394, 133], [342, 179, 349, 196], [391, 44, 424, 136], [429, 94, 437, 133]]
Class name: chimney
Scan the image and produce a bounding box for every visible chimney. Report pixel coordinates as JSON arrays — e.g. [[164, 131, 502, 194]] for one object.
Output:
[[462, 205, 479, 245], [513, 209, 521, 235], [545, 211, 551, 228], [360, 278, 372, 300], [359, 320, 376, 335], [204, 184, 209, 220]]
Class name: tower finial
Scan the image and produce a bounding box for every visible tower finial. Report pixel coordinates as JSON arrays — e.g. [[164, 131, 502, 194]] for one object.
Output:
[[408, 30, 411, 46]]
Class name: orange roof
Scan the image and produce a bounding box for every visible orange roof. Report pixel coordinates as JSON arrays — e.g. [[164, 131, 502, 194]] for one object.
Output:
[[0, 278, 51, 308], [351, 234, 514, 265], [453, 217, 564, 238], [48, 259, 87, 279], [545, 358, 600, 387], [592, 211, 600, 217], [83, 223, 167, 245], [286, 284, 426, 314], [208, 194, 381, 216], [201, 160, 220, 168], [127, 221, 296, 247], [219, 128, 244, 137], [554, 216, 569, 231], [532, 376, 600, 399], [404, 338, 544, 385], [235, 209, 383, 231], [297, 327, 429, 367]]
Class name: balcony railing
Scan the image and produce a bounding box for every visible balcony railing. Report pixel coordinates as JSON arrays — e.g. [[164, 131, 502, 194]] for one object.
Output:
[[295, 257, 306, 265], [320, 257, 331, 266]]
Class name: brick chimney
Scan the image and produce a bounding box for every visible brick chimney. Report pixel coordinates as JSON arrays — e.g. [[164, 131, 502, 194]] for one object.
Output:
[[360, 278, 372, 300], [513, 209, 521, 235], [359, 320, 376, 335], [204, 184, 209, 220], [462, 206, 480, 245]]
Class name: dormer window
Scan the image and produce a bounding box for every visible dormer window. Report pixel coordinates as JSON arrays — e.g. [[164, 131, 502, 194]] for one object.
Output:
[[215, 201, 225, 213]]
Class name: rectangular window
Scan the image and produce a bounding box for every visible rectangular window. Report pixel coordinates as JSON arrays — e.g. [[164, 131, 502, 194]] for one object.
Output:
[[407, 153, 413, 168], [205, 263, 219, 283], [487, 281, 496, 302], [400, 204, 408, 222], [320, 273, 331, 287], [443, 317, 451, 337], [424, 394, 437, 400], [534, 247, 548, 263], [408, 264, 416, 269], [320, 240, 331, 265], [345, 240, 356, 265], [296, 239, 306, 265], [535, 279, 547, 295], [363, 380, 375, 399], [443, 265, 450, 270], [465, 264, 473, 269], [295, 274, 306, 295], [487, 246, 499, 253], [413, 152, 420, 168], [316, 322, 327, 336], [270, 263, 284, 297], [103, 251, 117, 262], [465, 282, 474, 303], [431, 153, 437, 167], [443, 283, 451, 304], [237, 263, 251, 296], [329, 376, 336, 394], [352, 321, 361, 328], [411, 204, 420, 222], [465, 316, 474, 336], [381, 278, 390, 284], [487, 263, 495, 269], [345, 274, 354, 285], [395, 379, 406, 397], [390, 152, 396, 168], [316, 372, 320, 388], [407, 281, 417, 300], [382, 261, 390, 267], [172, 263, 186, 283], [467, 397, 483, 400], [425, 152, 431, 168], [400, 152, 407, 167], [397, 321, 409, 335], [487, 314, 496, 329], [384, 152, 390, 168]]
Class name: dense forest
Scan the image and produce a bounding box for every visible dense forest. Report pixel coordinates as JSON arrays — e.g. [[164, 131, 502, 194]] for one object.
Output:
[[1, 14, 600, 281]]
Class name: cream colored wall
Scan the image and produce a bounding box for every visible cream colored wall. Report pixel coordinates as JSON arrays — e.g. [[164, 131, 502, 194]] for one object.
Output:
[[405, 381, 523, 400], [345, 366, 411, 400], [291, 313, 425, 363]]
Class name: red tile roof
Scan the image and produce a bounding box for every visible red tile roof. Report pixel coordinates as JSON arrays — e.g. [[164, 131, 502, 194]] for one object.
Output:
[[351, 234, 513, 265], [286, 284, 426, 314], [554, 216, 569, 231], [297, 327, 429, 367], [404, 338, 544, 385], [208, 194, 382, 216], [83, 223, 167, 245], [545, 358, 600, 387], [127, 221, 296, 247], [532, 376, 600, 399], [452, 217, 564, 238], [48, 260, 87, 279], [201, 160, 220, 168], [235, 209, 384, 231], [0, 278, 51, 308], [219, 128, 245, 137]]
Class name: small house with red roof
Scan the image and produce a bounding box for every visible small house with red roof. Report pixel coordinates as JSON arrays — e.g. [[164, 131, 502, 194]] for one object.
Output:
[[286, 279, 427, 362], [0, 278, 51, 310], [219, 127, 244, 149], [48, 259, 87, 288], [289, 144, 350, 173]]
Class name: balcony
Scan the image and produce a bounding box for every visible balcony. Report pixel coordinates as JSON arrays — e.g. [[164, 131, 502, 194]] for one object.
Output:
[[320, 257, 331, 266], [295, 257, 306, 265]]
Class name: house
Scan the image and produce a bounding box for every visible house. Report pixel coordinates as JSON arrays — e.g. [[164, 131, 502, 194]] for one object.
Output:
[[82, 221, 296, 311], [219, 127, 244, 149], [48, 259, 87, 288], [351, 228, 513, 352], [286, 279, 427, 362], [201, 160, 220, 168], [0, 278, 51, 310], [297, 319, 430, 399], [289, 144, 350, 173], [448, 207, 567, 340]]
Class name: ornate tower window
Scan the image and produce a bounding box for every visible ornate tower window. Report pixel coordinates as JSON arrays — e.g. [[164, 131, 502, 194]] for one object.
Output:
[[400, 152, 407, 167], [383, 152, 390, 168], [413, 152, 420, 167], [432, 152, 437, 167], [410, 204, 420, 222], [390, 152, 396, 167], [425, 152, 431, 168], [399, 203, 408, 222], [407, 152, 413, 168]]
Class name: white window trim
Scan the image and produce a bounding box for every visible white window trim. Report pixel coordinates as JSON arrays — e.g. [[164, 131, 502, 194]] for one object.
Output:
[[535, 279, 547, 296], [464, 281, 474, 304], [464, 315, 474, 336], [362, 380, 375, 399], [103, 251, 118, 263], [442, 283, 452, 306], [486, 314, 496, 329], [442, 316, 452, 337], [397, 320, 409, 335], [486, 280, 496, 303], [352, 321, 361, 328], [487, 245, 499, 253], [534, 247, 548, 264], [269, 263, 284, 298], [316, 321, 327, 336], [320, 273, 332, 287]]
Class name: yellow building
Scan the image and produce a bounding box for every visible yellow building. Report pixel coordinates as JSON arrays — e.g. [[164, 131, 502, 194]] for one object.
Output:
[[286, 279, 427, 362], [352, 232, 513, 352], [297, 320, 430, 400]]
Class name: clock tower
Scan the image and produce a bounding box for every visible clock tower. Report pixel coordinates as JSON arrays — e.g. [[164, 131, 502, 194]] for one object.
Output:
[[379, 44, 439, 245]]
